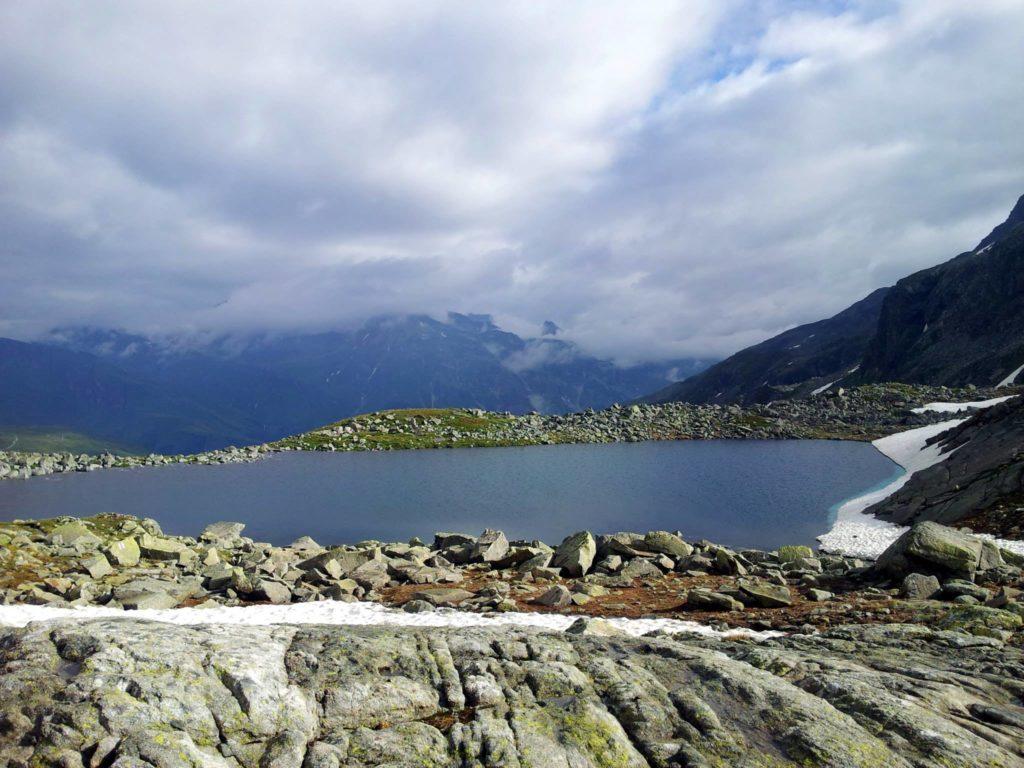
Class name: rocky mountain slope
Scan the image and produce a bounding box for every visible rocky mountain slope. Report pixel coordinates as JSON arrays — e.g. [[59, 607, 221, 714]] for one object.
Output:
[[647, 193, 1024, 405], [855, 195, 1024, 386], [0, 315, 710, 454], [644, 289, 888, 405]]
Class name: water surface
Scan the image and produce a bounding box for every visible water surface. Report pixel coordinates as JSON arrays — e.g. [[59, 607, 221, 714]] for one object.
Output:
[[0, 440, 897, 550]]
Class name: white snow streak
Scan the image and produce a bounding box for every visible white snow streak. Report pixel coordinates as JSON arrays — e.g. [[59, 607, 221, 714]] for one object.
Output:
[[0, 601, 774, 639], [911, 396, 1015, 414], [997, 362, 1024, 388]]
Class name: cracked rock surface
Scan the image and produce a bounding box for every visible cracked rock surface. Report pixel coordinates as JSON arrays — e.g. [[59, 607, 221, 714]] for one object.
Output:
[[1, 619, 1023, 767]]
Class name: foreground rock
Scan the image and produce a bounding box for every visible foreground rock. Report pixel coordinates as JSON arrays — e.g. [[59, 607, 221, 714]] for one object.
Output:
[[1, 618, 1022, 767], [2, 516, 1022, 637]]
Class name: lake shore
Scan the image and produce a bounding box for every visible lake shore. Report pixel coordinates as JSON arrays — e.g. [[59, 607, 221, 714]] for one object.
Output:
[[0, 382, 1002, 481]]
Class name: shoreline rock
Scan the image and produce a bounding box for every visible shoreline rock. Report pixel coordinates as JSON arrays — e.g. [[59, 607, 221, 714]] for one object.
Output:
[[1, 515, 1020, 640]]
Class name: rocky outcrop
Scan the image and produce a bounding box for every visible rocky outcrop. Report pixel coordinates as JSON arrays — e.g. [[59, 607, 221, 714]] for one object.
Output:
[[869, 396, 1024, 526], [0, 618, 1022, 767]]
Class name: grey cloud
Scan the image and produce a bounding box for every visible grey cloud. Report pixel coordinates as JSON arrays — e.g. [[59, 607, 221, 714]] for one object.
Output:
[[0, 1, 1022, 362]]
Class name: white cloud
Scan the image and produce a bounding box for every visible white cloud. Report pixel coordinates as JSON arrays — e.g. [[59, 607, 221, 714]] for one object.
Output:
[[0, 0, 1022, 360]]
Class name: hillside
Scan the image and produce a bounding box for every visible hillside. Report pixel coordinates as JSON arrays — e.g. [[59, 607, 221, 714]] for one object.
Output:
[[644, 288, 888, 405], [647, 193, 1024, 405]]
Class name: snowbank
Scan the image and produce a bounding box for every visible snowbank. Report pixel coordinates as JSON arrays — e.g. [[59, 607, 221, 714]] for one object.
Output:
[[0, 600, 774, 639], [819, 401, 1024, 559], [910, 395, 1015, 414], [997, 362, 1024, 388]]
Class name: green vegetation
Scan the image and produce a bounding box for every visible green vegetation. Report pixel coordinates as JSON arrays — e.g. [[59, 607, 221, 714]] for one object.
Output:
[[273, 408, 542, 452]]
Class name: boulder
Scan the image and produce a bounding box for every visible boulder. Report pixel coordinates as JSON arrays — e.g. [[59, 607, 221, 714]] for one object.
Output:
[[410, 588, 474, 607], [199, 521, 246, 546], [81, 554, 112, 580], [552, 531, 597, 577], [875, 522, 985, 578], [685, 589, 743, 612], [138, 533, 190, 561], [565, 617, 624, 636], [432, 532, 476, 550], [471, 529, 509, 563], [619, 557, 663, 581], [642, 531, 693, 558], [104, 536, 141, 567], [738, 580, 792, 608], [49, 520, 100, 548], [901, 573, 941, 600], [535, 585, 572, 607]]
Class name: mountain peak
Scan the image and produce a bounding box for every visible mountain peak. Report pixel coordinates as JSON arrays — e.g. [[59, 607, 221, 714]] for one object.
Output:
[[974, 192, 1024, 252]]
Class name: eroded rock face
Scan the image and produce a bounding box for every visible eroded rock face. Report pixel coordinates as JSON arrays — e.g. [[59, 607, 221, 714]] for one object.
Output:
[[1, 619, 1022, 768]]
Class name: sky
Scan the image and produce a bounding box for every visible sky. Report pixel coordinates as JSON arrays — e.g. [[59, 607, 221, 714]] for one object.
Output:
[[1, 0, 1023, 363]]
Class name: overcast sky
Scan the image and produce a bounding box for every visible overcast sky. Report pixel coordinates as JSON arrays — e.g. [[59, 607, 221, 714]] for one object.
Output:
[[1, 1, 1022, 362]]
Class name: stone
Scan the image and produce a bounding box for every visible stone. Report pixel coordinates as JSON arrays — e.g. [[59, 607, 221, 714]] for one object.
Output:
[[402, 599, 435, 613], [551, 530, 597, 577], [49, 521, 100, 547], [432, 532, 476, 550], [876, 522, 984, 578], [685, 589, 743, 612], [261, 580, 292, 604], [471, 529, 509, 563], [137, 533, 189, 561], [102, 536, 141, 569], [777, 544, 814, 563], [199, 521, 246, 545], [901, 573, 941, 600], [942, 579, 990, 602], [565, 617, 625, 636], [738, 580, 793, 608], [409, 588, 474, 607], [290, 535, 321, 551], [642, 530, 693, 558], [807, 588, 834, 602], [535, 584, 572, 607], [619, 557, 663, 581], [81, 554, 112, 580]]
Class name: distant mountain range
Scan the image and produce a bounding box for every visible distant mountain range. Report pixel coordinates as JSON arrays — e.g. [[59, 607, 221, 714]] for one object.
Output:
[[646, 194, 1024, 405], [0, 313, 711, 454]]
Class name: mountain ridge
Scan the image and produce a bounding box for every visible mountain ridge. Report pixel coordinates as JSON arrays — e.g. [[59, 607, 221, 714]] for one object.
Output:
[[645, 193, 1024, 405], [1, 314, 711, 454]]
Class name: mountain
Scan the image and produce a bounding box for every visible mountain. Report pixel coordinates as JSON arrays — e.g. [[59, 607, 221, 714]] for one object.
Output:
[[1, 315, 711, 454], [854, 195, 1024, 386], [646, 193, 1024, 405], [643, 288, 889, 405]]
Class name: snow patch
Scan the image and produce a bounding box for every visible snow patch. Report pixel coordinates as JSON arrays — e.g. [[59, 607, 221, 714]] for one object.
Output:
[[911, 396, 1015, 414], [0, 601, 775, 639], [817, 419, 966, 557], [811, 380, 836, 396], [819, 393, 1024, 558], [997, 362, 1024, 388]]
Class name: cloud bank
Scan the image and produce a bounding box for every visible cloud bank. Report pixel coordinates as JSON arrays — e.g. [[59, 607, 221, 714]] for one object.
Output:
[[1, 0, 1022, 362]]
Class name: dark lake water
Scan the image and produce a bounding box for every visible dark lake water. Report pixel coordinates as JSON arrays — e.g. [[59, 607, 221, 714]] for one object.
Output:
[[0, 441, 899, 550]]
